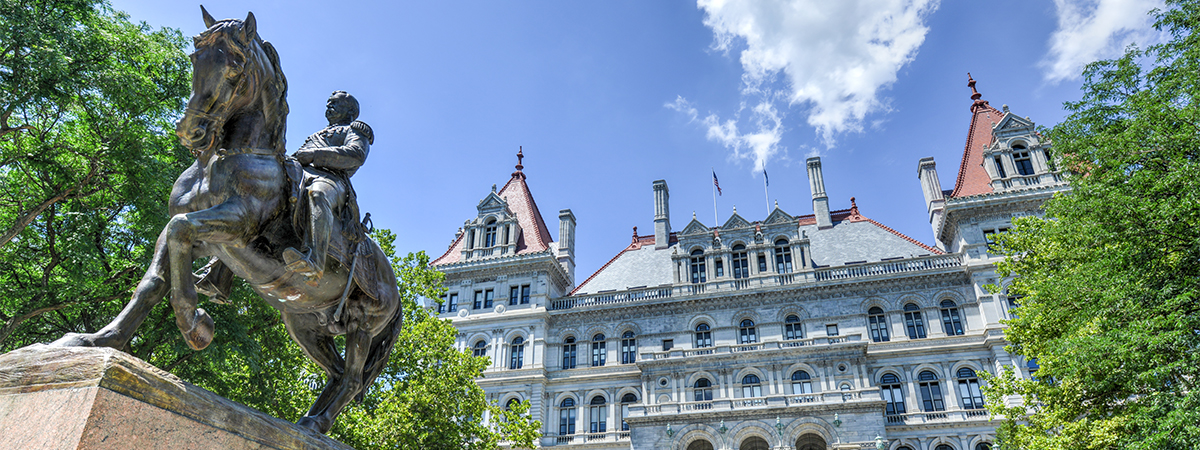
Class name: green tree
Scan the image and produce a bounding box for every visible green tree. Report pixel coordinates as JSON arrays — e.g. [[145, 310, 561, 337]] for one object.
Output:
[[984, 1, 1200, 448], [0, 0, 191, 348]]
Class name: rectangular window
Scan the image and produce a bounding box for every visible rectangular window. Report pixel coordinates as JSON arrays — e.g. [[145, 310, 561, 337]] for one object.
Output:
[[869, 314, 889, 342], [562, 342, 576, 369], [984, 227, 1009, 251], [592, 340, 606, 366], [509, 286, 520, 306], [919, 381, 945, 412], [1014, 151, 1034, 175], [826, 324, 839, 336], [559, 407, 575, 435], [714, 259, 724, 277], [484, 289, 494, 308], [993, 156, 1007, 178], [757, 253, 768, 272], [589, 405, 607, 433], [521, 284, 530, 304], [732, 252, 748, 278], [662, 339, 673, 351], [446, 293, 458, 312], [621, 337, 636, 364], [438, 295, 446, 314], [473, 291, 483, 310], [883, 385, 905, 415], [1007, 296, 1021, 319], [959, 379, 985, 409], [905, 311, 926, 339]]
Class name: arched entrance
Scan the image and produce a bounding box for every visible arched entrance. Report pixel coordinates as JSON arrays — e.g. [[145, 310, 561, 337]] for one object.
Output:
[[740, 436, 770, 450], [687, 439, 714, 450], [796, 433, 827, 450]]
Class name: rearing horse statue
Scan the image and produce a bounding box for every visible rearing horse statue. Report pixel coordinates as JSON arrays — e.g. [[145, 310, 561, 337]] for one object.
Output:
[[53, 8, 401, 435]]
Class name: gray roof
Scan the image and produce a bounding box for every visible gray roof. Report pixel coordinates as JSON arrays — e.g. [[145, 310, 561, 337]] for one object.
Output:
[[572, 243, 674, 294], [803, 220, 935, 267]]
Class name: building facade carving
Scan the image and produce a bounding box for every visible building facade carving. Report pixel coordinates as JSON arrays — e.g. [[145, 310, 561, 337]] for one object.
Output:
[[431, 78, 1065, 450]]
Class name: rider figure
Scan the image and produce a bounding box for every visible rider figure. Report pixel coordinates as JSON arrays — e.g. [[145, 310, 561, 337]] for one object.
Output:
[[284, 90, 373, 279]]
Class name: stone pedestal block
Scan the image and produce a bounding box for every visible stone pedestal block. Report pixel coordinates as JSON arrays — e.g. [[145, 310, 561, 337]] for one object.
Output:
[[0, 345, 352, 450]]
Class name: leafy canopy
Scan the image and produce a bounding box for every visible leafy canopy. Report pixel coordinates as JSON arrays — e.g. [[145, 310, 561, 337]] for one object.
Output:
[[984, 1, 1200, 449]]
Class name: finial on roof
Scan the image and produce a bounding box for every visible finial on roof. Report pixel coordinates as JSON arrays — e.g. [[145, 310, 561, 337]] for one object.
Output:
[[1003, 104, 1010, 113], [774, 200, 779, 209], [733, 205, 737, 214], [967, 73, 990, 111], [491, 184, 497, 193], [632, 226, 638, 244], [512, 146, 525, 179], [693, 211, 697, 220]]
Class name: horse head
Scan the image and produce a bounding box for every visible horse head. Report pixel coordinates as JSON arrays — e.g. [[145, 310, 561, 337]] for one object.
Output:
[[176, 7, 288, 157]]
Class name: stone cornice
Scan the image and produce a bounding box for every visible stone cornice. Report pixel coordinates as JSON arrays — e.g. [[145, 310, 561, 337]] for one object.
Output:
[[439, 250, 571, 292], [938, 184, 1067, 244]]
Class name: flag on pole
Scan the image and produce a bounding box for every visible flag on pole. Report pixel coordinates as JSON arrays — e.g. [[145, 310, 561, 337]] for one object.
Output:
[[763, 169, 769, 187], [712, 170, 722, 195]]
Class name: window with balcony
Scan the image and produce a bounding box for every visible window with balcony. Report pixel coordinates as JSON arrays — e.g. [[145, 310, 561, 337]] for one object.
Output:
[[620, 331, 636, 364], [562, 337, 577, 369], [791, 370, 813, 394], [694, 378, 713, 401], [472, 340, 487, 358], [714, 258, 724, 277], [741, 374, 762, 398], [918, 370, 946, 412], [731, 245, 749, 279], [868, 307, 889, 342], [957, 367, 985, 409], [774, 239, 793, 273], [689, 249, 707, 283], [940, 300, 964, 335], [589, 396, 607, 433], [559, 398, 576, 435], [784, 315, 803, 340], [509, 337, 524, 370], [591, 334, 606, 366], [904, 303, 926, 339], [757, 252, 768, 272], [620, 393, 637, 431], [694, 323, 712, 348], [1014, 147, 1034, 175], [739, 319, 758, 344], [825, 324, 839, 336], [881, 373, 905, 415]]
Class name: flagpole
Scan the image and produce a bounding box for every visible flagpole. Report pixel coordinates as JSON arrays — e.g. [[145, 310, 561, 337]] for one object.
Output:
[[711, 168, 718, 226], [764, 169, 771, 216]]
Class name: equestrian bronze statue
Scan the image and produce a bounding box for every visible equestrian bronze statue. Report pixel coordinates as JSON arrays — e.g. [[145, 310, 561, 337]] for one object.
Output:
[[52, 8, 401, 435]]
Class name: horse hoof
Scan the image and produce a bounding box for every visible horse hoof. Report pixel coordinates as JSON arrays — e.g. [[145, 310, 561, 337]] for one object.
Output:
[[297, 415, 331, 434], [183, 309, 215, 351]]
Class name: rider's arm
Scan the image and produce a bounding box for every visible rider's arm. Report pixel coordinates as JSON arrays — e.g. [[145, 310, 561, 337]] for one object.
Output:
[[307, 129, 369, 171]]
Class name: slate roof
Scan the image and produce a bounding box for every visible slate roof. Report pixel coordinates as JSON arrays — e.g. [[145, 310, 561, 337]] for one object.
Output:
[[570, 202, 939, 295], [950, 75, 1002, 198], [431, 166, 554, 266]]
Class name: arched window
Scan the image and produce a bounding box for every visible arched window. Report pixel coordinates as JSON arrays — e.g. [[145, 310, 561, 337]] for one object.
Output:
[[784, 314, 803, 340], [897, 447, 915, 450], [689, 249, 707, 283], [774, 239, 793, 273], [958, 367, 985, 409], [688, 440, 715, 450], [741, 374, 762, 398], [620, 331, 636, 364], [739, 319, 758, 344], [509, 337, 525, 369], [562, 337, 577, 369], [880, 373, 905, 415], [1027, 357, 1040, 380], [975, 443, 993, 450], [918, 370, 945, 412], [693, 378, 713, 401], [904, 303, 927, 339], [472, 340, 487, 358], [505, 398, 520, 411], [484, 220, 498, 247], [940, 300, 964, 335], [558, 398, 576, 435], [868, 307, 889, 342], [741, 436, 770, 450], [591, 334, 606, 367], [731, 244, 749, 279], [935, 445, 955, 450], [620, 393, 637, 431], [1013, 144, 1034, 175], [694, 323, 712, 348], [791, 370, 813, 394], [588, 395, 607, 433]]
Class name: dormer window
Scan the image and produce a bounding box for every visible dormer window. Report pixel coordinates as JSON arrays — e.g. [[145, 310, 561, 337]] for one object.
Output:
[[993, 156, 1007, 178], [1013, 148, 1034, 176], [689, 249, 706, 284], [484, 220, 498, 247], [467, 229, 476, 249]]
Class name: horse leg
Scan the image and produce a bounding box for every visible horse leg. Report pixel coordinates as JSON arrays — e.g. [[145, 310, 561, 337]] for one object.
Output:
[[298, 318, 372, 434], [52, 226, 172, 349], [281, 312, 347, 422], [163, 201, 251, 351]]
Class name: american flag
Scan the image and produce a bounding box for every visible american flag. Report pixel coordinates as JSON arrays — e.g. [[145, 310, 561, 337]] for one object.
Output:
[[712, 170, 722, 195]]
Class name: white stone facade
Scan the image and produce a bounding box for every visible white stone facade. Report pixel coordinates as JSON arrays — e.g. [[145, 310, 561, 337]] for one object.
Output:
[[431, 87, 1066, 450]]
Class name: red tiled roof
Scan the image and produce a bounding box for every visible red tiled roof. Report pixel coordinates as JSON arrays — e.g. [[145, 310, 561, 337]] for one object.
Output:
[[431, 169, 555, 266], [950, 75, 1001, 198]]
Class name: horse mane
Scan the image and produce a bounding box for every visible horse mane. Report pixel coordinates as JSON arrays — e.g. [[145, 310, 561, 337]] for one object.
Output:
[[195, 19, 289, 155]]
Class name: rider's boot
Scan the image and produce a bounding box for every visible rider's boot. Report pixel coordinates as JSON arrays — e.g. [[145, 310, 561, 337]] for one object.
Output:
[[194, 257, 233, 304], [285, 186, 333, 279]]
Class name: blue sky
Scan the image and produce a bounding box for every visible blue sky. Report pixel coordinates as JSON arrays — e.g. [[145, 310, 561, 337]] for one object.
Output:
[[110, 0, 1163, 281]]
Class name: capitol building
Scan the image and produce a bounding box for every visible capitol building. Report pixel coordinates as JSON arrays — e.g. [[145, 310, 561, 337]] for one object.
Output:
[[430, 80, 1066, 450]]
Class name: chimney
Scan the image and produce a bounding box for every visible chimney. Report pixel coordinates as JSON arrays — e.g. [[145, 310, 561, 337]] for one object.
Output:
[[558, 209, 576, 285], [653, 180, 671, 249], [917, 157, 946, 249], [806, 157, 832, 229]]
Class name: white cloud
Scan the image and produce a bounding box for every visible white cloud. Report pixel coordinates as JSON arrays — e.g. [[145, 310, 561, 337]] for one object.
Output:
[[1042, 0, 1164, 82], [696, 0, 940, 146], [667, 96, 784, 172]]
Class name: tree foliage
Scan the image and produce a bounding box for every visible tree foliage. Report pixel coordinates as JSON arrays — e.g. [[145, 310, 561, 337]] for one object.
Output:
[[0, 0, 191, 349], [985, 2, 1200, 448]]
